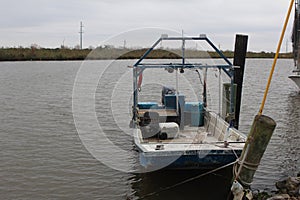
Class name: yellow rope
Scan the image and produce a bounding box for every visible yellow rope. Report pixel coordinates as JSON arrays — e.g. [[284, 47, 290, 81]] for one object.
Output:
[[258, 0, 294, 115]]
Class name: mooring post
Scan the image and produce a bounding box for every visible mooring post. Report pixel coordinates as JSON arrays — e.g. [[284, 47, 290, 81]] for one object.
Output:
[[229, 115, 276, 199], [233, 34, 248, 129], [234, 114, 276, 188]]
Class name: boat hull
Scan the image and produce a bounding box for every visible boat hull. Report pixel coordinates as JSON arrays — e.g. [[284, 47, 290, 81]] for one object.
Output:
[[134, 111, 245, 171], [139, 149, 242, 170], [289, 74, 300, 88]]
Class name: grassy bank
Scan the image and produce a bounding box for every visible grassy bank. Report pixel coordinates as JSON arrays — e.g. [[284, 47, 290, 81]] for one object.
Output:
[[0, 48, 91, 61], [0, 47, 293, 61]]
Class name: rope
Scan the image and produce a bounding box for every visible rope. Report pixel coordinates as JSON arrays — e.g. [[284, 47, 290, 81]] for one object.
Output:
[[233, 165, 253, 187], [195, 69, 204, 86], [139, 160, 238, 200], [229, 147, 240, 160], [237, 159, 259, 171], [233, 157, 260, 187], [258, 0, 294, 115]]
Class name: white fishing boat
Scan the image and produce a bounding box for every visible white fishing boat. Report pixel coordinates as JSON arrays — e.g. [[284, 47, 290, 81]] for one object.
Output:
[[290, 0, 300, 89], [130, 35, 246, 170], [289, 72, 300, 88]]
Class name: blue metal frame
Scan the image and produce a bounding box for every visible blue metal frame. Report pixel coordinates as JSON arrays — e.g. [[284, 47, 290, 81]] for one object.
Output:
[[134, 35, 233, 76], [132, 35, 235, 128]]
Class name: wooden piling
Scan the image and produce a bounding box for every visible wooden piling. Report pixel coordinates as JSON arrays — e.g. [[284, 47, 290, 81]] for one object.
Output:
[[234, 114, 276, 188], [233, 34, 248, 129]]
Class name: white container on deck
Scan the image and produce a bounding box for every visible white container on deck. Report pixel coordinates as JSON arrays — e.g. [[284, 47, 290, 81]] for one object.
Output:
[[159, 122, 179, 139]]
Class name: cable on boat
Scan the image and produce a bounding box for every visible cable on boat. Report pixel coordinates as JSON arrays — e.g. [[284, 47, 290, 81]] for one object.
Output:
[[195, 69, 204, 85]]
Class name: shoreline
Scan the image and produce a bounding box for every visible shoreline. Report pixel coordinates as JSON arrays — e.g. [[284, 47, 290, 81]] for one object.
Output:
[[0, 48, 293, 61]]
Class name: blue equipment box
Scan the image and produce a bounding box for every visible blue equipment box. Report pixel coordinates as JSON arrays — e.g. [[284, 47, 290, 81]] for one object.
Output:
[[184, 102, 204, 126], [164, 95, 185, 109], [138, 102, 159, 109]]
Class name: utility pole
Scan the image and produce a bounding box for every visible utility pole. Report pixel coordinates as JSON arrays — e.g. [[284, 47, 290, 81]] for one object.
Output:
[[123, 40, 126, 49], [79, 21, 84, 49]]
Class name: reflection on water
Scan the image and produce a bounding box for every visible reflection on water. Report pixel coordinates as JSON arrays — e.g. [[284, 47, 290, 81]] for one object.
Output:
[[131, 168, 233, 200]]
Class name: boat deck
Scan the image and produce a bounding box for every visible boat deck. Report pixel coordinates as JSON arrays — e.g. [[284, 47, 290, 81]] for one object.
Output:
[[136, 127, 244, 153], [135, 111, 246, 153], [142, 126, 215, 144]]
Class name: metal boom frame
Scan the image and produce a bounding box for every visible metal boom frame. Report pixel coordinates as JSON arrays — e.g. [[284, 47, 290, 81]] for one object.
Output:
[[132, 35, 236, 128]]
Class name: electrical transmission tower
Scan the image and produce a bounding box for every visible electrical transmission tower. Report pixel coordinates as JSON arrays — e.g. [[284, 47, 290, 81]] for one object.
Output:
[[79, 21, 84, 49]]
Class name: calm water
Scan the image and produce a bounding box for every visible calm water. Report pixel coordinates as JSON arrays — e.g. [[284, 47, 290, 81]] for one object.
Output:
[[0, 59, 299, 199]]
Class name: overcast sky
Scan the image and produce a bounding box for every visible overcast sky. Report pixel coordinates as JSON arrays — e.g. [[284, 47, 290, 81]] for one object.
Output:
[[0, 0, 295, 51]]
